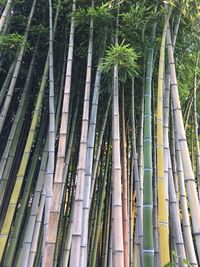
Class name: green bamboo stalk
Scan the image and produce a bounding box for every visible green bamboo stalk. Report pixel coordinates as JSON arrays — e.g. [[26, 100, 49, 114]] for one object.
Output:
[[3, 107, 47, 267], [143, 23, 156, 267], [101, 168, 112, 267], [90, 137, 111, 267], [0, 41, 38, 209]]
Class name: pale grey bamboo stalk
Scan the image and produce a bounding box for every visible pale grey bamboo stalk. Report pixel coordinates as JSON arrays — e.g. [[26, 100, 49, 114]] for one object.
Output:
[[163, 70, 170, 213], [44, 1, 76, 264], [112, 62, 124, 266], [70, 3, 94, 263], [167, 27, 200, 261], [81, 44, 107, 264], [43, 0, 55, 262], [0, 0, 13, 33], [174, 128, 198, 266], [193, 52, 200, 198], [81, 57, 103, 267], [27, 188, 45, 267], [170, 104, 179, 205], [0, 58, 16, 107], [168, 150, 187, 266], [133, 225, 141, 267], [17, 144, 47, 267], [55, 95, 79, 267], [0, 0, 37, 134], [131, 77, 143, 265]]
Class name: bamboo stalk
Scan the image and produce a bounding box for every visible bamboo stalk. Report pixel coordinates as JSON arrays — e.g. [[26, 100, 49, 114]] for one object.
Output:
[[0, 0, 13, 33], [43, 0, 55, 262], [0, 0, 37, 135], [131, 77, 143, 265], [167, 26, 200, 262], [70, 2, 94, 266], [193, 52, 200, 197], [121, 86, 129, 267], [44, 1, 76, 265], [143, 22, 156, 267], [156, 9, 171, 265], [174, 126, 198, 266]]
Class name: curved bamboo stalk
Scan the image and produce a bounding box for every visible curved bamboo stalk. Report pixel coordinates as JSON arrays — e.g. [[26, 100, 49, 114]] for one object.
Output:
[[167, 27, 200, 262]]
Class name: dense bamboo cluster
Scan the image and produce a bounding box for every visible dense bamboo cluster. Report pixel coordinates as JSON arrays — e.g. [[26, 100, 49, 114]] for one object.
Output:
[[0, 0, 200, 266]]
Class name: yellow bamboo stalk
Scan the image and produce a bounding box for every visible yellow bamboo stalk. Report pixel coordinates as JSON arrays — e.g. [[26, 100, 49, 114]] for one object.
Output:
[[156, 8, 171, 265]]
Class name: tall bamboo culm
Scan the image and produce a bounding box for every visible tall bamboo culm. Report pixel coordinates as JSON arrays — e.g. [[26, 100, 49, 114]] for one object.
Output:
[[143, 23, 156, 267]]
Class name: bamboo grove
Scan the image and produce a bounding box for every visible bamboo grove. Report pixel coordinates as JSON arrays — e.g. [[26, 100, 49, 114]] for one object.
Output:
[[0, 0, 200, 266]]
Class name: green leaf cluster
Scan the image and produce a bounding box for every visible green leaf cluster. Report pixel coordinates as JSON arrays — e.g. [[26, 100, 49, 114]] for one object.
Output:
[[73, 6, 113, 25], [0, 33, 28, 50], [100, 41, 139, 82]]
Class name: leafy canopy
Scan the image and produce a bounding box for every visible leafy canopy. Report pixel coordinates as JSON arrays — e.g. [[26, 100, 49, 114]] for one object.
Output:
[[0, 33, 27, 50], [100, 41, 139, 82], [73, 6, 113, 25]]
